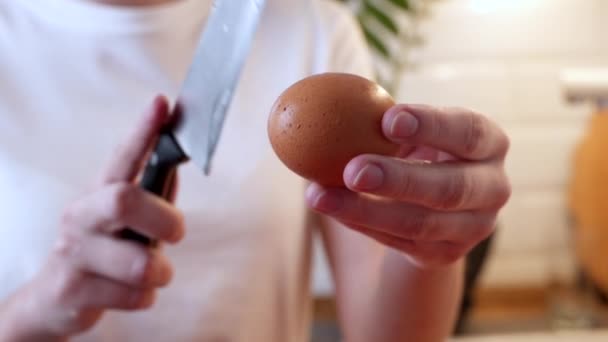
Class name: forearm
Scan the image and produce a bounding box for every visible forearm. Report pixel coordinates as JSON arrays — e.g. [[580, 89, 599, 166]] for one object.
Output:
[[0, 292, 32, 341], [356, 249, 464, 342], [321, 215, 465, 342]]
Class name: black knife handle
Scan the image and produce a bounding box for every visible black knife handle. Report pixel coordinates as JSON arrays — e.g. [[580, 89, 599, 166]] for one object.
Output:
[[116, 130, 189, 247]]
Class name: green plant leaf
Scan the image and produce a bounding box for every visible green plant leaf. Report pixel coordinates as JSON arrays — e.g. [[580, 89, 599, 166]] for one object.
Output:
[[388, 0, 411, 10], [363, 0, 399, 34], [360, 24, 390, 57]]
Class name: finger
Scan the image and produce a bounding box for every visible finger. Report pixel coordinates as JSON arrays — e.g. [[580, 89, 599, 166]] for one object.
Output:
[[54, 234, 173, 288], [400, 145, 439, 161], [343, 154, 511, 211], [62, 183, 185, 243], [306, 184, 496, 242], [102, 95, 170, 184], [57, 271, 156, 311], [382, 104, 509, 160]]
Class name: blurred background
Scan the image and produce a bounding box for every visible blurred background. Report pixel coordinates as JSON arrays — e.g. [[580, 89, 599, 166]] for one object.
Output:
[[312, 0, 608, 340]]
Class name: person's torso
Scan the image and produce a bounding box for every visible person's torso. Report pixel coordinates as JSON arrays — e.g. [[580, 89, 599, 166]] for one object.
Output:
[[0, 0, 357, 340]]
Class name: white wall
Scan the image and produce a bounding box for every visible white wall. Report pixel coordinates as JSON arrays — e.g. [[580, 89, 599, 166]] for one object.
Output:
[[397, 0, 606, 287]]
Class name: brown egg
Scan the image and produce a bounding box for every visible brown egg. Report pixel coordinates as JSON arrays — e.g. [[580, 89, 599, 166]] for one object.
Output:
[[268, 72, 399, 187]]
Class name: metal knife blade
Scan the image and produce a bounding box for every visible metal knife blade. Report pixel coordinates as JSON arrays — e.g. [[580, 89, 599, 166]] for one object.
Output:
[[173, 0, 267, 175]]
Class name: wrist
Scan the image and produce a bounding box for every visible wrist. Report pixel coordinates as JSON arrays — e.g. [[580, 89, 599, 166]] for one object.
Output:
[[385, 248, 465, 275], [0, 286, 66, 342]]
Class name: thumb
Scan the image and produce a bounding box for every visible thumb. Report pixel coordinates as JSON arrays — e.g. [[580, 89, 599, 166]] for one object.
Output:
[[102, 95, 171, 184]]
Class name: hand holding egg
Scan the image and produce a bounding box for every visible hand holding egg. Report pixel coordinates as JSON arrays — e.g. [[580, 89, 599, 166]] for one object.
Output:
[[268, 73, 512, 268]]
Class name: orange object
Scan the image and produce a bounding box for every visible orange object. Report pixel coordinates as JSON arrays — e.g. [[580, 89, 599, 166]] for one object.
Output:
[[569, 111, 608, 293]]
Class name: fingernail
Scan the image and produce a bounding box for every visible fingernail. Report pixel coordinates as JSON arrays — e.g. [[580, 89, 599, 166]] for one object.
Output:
[[168, 218, 185, 244], [148, 95, 168, 120], [157, 261, 172, 285], [390, 111, 419, 139], [53, 235, 81, 258], [353, 164, 384, 191], [148, 96, 161, 115], [153, 95, 167, 108], [306, 184, 343, 213], [131, 258, 148, 283]]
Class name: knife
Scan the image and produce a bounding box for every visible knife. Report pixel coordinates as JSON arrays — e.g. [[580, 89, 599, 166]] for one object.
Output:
[[118, 0, 267, 246]]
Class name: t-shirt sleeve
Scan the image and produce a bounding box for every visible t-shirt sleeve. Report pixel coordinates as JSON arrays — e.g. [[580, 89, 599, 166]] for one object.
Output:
[[312, 1, 376, 80]]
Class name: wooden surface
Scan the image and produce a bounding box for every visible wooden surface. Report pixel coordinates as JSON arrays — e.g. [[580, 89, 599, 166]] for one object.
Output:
[[452, 330, 608, 341]]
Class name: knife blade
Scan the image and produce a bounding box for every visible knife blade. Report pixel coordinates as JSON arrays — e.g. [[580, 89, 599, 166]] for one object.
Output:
[[119, 0, 267, 246]]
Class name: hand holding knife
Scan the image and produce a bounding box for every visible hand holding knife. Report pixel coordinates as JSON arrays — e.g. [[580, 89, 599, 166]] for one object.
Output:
[[118, 0, 267, 246]]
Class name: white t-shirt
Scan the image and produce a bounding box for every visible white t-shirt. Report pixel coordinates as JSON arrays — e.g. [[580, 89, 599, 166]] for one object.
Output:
[[0, 0, 373, 341]]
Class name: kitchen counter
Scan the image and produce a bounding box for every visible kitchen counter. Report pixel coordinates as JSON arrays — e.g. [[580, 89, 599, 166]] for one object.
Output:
[[453, 330, 608, 341]]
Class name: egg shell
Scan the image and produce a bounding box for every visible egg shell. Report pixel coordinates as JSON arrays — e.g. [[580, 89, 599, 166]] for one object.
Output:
[[268, 73, 399, 187]]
